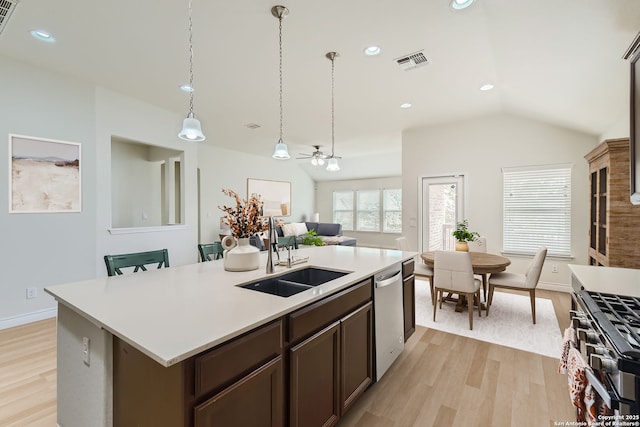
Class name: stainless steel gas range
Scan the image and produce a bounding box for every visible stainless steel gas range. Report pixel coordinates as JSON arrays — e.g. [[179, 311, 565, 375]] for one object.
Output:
[[570, 265, 640, 416]]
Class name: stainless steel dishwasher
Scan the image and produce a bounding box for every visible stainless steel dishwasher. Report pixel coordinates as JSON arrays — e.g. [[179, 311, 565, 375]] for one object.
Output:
[[374, 264, 405, 380]]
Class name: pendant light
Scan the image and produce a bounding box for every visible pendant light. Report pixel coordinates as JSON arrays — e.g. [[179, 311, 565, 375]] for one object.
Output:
[[325, 52, 341, 172], [271, 5, 290, 159], [178, 0, 206, 142]]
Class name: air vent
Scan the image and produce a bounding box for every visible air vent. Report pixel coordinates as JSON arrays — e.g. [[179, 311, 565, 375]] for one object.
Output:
[[394, 50, 429, 71], [0, 0, 19, 35]]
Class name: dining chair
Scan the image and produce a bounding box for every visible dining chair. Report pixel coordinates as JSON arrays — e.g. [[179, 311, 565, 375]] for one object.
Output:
[[395, 237, 435, 300], [104, 249, 170, 276], [277, 236, 298, 249], [468, 236, 488, 300], [198, 242, 224, 262], [433, 250, 482, 330], [486, 247, 547, 324]]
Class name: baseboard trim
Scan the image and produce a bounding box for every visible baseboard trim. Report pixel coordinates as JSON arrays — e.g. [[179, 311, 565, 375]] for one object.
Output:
[[0, 307, 58, 331], [538, 281, 571, 293]]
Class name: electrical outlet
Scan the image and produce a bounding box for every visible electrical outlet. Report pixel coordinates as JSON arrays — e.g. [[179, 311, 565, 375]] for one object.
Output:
[[552, 265, 559, 273], [82, 337, 90, 366], [26, 287, 37, 299]]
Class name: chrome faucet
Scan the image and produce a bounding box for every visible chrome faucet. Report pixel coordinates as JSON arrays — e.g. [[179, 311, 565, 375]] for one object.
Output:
[[266, 216, 279, 273]]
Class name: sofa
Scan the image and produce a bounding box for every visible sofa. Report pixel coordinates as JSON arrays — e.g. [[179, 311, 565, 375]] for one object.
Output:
[[278, 221, 356, 246]]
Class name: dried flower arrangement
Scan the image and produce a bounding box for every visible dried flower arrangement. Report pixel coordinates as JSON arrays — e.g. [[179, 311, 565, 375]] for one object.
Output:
[[218, 189, 269, 239]]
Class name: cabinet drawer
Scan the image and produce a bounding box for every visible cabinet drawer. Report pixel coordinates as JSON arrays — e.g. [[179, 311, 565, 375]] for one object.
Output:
[[288, 279, 372, 345], [402, 258, 415, 278], [195, 319, 283, 398]]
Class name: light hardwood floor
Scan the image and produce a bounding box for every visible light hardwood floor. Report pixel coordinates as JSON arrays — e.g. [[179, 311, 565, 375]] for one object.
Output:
[[0, 289, 573, 426]]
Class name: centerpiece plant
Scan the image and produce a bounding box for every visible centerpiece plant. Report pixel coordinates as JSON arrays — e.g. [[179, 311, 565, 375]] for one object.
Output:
[[218, 189, 268, 239], [452, 219, 479, 251]]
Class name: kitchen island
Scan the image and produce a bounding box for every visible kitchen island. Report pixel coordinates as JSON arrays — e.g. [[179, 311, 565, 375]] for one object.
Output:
[[45, 245, 416, 427]]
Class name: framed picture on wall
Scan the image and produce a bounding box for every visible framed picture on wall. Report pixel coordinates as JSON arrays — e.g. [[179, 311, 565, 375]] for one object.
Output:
[[247, 178, 291, 217], [9, 134, 81, 213]]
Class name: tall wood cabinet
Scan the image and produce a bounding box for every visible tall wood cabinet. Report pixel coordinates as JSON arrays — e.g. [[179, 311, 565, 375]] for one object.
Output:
[[585, 138, 640, 267]]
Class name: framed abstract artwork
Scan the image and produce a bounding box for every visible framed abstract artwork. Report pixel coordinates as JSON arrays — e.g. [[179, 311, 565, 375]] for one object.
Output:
[[9, 134, 81, 213], [247, 178, 291, 217]]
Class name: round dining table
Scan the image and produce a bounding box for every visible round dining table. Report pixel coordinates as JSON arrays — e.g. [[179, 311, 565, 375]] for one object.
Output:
[[420, 250, 511, 312]]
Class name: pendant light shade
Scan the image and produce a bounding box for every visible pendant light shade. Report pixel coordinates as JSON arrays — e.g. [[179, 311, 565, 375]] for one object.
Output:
[[178, 0, 206, 142], [271, 5, 290, 159], [179, 114, 206, 141], [272, 138, 290, 159], [326, 158, 340, 171]]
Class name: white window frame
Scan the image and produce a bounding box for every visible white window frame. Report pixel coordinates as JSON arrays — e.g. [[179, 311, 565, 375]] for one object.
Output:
[[332, 190, 354, 231], [502, 164, 572, 258], [356, 189, 381, 232], [382, 188, 402, 233]]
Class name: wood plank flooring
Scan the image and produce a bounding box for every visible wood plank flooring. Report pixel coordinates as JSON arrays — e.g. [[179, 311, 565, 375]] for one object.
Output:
[[337, 289, 575, 427], [0, 289, 574, 426]]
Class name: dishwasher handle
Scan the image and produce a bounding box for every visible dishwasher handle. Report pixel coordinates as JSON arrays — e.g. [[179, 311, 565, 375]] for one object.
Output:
[[375, 271, 402, 288]]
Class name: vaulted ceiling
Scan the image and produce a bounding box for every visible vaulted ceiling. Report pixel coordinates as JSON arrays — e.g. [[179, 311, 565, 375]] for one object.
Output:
[[1, 0, 639, 180]]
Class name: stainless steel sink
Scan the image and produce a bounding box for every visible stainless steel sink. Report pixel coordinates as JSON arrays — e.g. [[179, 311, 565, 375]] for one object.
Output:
[[238, 267, 349, 297]]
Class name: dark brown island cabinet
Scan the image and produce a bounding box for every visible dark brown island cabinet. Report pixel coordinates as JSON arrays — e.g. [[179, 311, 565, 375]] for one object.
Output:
[[402, 257, 416, 342], [114, 276, 399, 427]]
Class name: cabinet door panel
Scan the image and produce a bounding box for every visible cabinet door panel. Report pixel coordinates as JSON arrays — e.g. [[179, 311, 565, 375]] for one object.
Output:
[[403, 274, 416, 341], [340, 302, 373, 415], [290, 322, 341, 427], [194, 356, 283, 427]]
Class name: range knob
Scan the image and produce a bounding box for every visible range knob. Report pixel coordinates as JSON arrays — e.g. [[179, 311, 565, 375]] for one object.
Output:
[[577, 328, 598, 343], [585, 343, 607, 358], [590, 353, 617, 373], [572, 317, 589, 329]]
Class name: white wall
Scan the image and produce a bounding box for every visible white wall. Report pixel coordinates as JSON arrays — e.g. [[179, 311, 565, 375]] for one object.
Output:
[[197, 144, 315, 244], [402, 114, 599, 289], [315, 176, 402, 248], [0, 57, 97, 325], [600, 113, 630, 142], [0, 57, 317, 327]]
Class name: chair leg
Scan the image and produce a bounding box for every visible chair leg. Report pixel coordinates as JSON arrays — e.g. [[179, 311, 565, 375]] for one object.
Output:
[[428, 276, 434, 302], [433, 289, 438, 322], [481, 274, 487, 301], [476, 290, 482, 317], [467, 293, 474, 330], [486, 284, 495, 316], [530, 289, 536, 324]]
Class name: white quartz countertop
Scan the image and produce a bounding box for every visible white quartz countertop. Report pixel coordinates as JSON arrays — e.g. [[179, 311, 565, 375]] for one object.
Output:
[[45, 246, 415, 367], [569, 264, 640, 297]]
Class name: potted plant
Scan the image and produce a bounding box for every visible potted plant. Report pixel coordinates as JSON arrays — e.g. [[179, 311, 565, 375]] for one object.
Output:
[[452, 219, 480, 252], [300, 229, 324, 246]]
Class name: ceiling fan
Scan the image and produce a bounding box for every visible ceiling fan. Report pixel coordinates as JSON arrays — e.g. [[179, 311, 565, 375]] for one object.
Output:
[[297, 145, 339, 166]]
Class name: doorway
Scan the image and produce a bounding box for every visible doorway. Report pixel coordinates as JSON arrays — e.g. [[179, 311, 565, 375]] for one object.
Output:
[[419, 175, 465, 252]]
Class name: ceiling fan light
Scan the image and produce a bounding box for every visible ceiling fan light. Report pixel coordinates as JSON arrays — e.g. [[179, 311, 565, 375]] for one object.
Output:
[[450, 0, 474, 10], [317, 157, 325, 166], [326, 158, 340, 172], [272, 139, 290, 159], [311, 157, 318, 166], [178, 116, 206, 141]]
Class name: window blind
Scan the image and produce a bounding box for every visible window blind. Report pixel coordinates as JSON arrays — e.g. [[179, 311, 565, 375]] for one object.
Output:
[[502, 164, 572, 257]]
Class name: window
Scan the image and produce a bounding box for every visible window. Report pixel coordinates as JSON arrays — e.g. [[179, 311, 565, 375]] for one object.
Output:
[[357, 190, 380, 231], [383, 189, 402, 233], [333, 191, 354, 231], [502, 164, 572, 257]]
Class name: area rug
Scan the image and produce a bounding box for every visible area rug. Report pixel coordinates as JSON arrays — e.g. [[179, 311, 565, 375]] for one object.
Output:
[[414, 279, 563, 359]]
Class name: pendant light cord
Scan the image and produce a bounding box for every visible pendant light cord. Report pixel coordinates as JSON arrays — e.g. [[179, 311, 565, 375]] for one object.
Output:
[[278, 14, 284, 141], [330, 55, 335, 157], [188, 0, 195, 117]]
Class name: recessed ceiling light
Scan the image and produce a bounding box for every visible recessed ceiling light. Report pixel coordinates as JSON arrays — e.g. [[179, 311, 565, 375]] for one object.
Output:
[[400, 103, 412, 109], [30, 29, 55, 43], [364, 46, 381, 56], [450, 0, 475, 10], [480, 84, 494, 91], [179, 84, 194, 93]]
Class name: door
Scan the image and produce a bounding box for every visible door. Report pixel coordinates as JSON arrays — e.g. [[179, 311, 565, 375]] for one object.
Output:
[[420, 175, 464, 252]]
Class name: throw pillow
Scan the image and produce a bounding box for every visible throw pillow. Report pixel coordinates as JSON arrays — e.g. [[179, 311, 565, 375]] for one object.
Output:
[[281, 223, 298, 237], [294, 222, 308, 236]]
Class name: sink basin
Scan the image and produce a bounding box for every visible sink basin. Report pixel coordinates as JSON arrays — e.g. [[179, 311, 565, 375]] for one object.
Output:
[[238, 267, 350, 297], [277, 267, 348, 286]]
